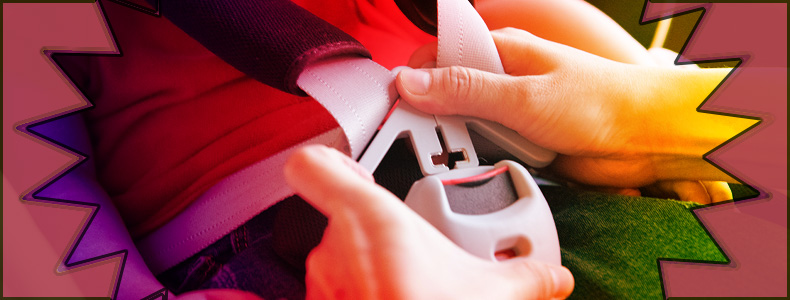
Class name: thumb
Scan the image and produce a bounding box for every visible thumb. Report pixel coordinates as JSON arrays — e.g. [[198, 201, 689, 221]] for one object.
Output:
[[502, 259, 575, 299], [396, 67, 542, 131]]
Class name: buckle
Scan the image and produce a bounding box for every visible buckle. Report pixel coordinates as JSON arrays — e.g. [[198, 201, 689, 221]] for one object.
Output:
[[404, 160, 561, 264], [356, 67, 561, 264], [358, 68, 557, 176]]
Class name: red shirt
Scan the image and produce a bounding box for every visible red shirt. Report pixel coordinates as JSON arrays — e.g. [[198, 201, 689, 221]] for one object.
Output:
[[82, 0, 434, 237]]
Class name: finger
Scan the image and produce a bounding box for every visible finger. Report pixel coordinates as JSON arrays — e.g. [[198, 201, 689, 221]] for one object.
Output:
[[283, 145, 410, 224], [408, 29, 563, 74], [396, 67, 544, 133], [583, 185, 642, 197], [671, 181, 713, 204], [305, 247, 337, 300], [396, 28, 580, 136], [407, 41, 438, 68], [644, 180, 712, 204], [701, 181, 733, 203], [489, 28, 564, 75], [398, 28, 558, 116], [504, 258, 574, 300]]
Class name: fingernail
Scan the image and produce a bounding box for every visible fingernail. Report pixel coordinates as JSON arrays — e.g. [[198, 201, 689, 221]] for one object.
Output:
[[549, 265, 574, 298], [340, 154, 376, 183], [323, 146, 376, 183], [400, 69, 431, 95]]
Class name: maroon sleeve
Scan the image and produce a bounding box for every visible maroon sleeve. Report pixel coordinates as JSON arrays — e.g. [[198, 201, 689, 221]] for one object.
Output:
[[152, 0, 372, 95]]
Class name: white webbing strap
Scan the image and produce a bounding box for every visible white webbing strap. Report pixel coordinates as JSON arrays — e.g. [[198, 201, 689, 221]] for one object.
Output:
[[435, 0, 557, 168], [297, 0, 507, 161], [437, 0, 504, 74], [138, 58, 400, 274], [138, 0, 495, 273], [296, 56, 399, 159], [137, 58, 399, 275], [137, 128, 346, 274]]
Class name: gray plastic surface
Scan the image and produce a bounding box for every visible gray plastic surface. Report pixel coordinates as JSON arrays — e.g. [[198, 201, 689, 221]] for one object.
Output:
[[403, 160, 562, 264]]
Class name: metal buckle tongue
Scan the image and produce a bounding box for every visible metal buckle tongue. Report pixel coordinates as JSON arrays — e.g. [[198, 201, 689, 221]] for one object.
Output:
[[404, 160, 561, 264], [358, 69, 556, 175]]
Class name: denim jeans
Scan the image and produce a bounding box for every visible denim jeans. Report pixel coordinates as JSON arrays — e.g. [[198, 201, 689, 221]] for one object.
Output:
[[157, 201, 306, 299]]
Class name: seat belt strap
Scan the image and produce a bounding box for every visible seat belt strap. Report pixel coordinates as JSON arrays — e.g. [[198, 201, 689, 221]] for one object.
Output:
[[137, 128, 346, 275], [437, 0, 504, 73], [297, 57, 398, 159], [137, 0, 399, 274], [138, 58, 399, 276], [138, 0, 502, 280]]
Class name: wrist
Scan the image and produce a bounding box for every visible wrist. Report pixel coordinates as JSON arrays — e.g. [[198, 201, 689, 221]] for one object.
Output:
[[631, 66, 753, 182]]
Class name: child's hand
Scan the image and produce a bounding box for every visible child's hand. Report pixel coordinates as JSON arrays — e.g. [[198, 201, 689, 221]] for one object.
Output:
[[396, 28, 749, 204], [284, 145, 574, 300]]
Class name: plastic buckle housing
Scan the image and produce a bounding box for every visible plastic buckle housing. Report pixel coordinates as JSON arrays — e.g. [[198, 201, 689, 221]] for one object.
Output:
[[356, 67, 561, 265], [403, 160, 561, 264]]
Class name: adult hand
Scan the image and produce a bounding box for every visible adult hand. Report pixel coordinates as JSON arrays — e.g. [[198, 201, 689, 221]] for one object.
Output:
[[284, 145, 574, 300], [396, 28, 753, 204]]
